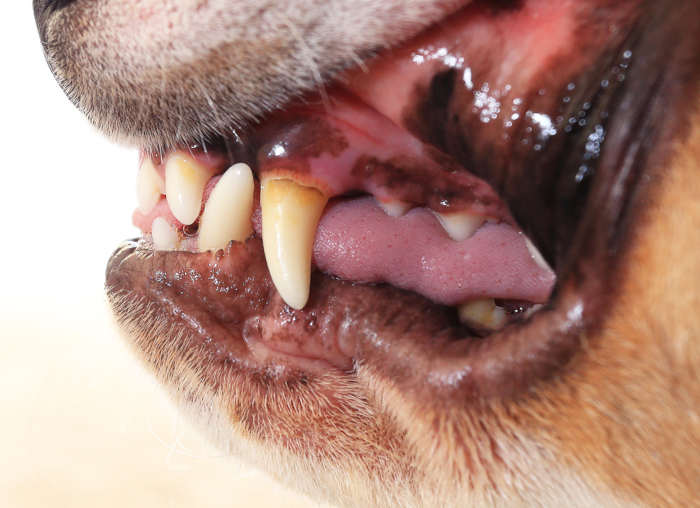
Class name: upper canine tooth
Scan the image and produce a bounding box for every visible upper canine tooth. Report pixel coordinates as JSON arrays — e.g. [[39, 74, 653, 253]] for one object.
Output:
[[136, 158, 164, 214], [260, 176, 328, 309], [378, 199, 411, 217], [433, 210, 485, 241], [458, 298, 507, 331], [151, 217, 179, 251], [165, 152, 213, 225], [198, 163, 254, 252]]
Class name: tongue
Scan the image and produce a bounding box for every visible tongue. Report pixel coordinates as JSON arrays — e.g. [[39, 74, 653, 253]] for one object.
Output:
[[313, 196, 553, 305]]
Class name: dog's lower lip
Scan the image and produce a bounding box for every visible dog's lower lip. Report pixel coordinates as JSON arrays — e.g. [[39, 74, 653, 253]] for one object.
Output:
[[105, 229, 586, 400], [106, 237, 447, 372]]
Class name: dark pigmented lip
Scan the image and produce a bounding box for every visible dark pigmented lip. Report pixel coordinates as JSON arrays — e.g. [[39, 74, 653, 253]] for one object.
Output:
[[106, 237, 456, 374]]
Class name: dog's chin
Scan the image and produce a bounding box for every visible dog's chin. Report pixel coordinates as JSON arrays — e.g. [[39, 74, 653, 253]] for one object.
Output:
[[38, 0, 700, 506]]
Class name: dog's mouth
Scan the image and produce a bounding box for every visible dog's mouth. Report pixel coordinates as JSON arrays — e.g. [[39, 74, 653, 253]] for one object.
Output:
[[105, 0, 676, 403]]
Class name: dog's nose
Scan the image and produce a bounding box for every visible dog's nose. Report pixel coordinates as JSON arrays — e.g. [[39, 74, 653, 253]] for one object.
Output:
[[34, 0, 78, 46], [35, 0, 78, 14]]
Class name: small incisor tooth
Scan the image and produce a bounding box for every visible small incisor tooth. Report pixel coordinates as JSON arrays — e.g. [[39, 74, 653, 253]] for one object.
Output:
[[136, 158, 164, 214], [434, 210, 485, 241], [458, 298, 507, 331], [260, 177, 328, 309], [165, 152, 213, 225], [198, 163, 254, 252], [151, 217, 179, 251]]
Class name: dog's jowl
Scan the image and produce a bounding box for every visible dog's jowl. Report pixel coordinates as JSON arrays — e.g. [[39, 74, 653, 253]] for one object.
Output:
[[35, 0, 699, 506]]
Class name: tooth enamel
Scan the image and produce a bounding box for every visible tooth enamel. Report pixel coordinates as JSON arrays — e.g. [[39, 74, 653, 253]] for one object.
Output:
[[433, 211, 485, 241], [260, 177, 328, 309], [151, 217, 179, 251], [378, 199, 412, 217], [525, 237, 552, 271], [136, 158, 165, 214], [198, 163, 254, 252], [458, 298, 507, 331], [165, 152, 212, 225]]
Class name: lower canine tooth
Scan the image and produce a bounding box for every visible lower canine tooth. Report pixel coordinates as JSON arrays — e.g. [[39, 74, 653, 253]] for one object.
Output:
[[434, 211, 485, 241], [151, 217, 179, 251], [458, 298, 507, 331], [198, 163, 254, 251], [136, 158, 164, 214], [260, 177, 328, 309], [165, 152, 213, 225]]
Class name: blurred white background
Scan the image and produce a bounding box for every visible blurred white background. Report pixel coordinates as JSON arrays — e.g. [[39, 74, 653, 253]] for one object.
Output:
[[1, 4, 316, 507]]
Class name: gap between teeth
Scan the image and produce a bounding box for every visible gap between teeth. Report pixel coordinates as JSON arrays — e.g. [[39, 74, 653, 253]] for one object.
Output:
[[139, 150, 536, 330]]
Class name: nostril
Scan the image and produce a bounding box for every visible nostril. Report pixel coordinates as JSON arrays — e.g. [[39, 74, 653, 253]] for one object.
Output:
[[34, 0, 79, 44], [36, 0, 78, 15]]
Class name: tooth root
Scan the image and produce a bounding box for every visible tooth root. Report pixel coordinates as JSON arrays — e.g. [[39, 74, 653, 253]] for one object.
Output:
[[260, 177, 328, 309], [458, 298, 507, 331], [165, 152, 212, 225], [378, 199, 412, 217], [136, 158, 164, 214], [434, 211, 485, 241], [151, 217, 179, 251], [198, 163, 255, 252]]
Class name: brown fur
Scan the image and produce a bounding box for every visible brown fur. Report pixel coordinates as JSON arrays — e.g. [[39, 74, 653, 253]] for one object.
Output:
[[36, 0, 700, 506]]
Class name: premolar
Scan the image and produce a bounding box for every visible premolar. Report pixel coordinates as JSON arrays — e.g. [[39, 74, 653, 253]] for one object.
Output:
[[458, 298, 507, 331], [198, 163, 254, 252], [525, 237, 552, 272], [378, 199, 412, 217], [433, 211, 485, 242], [260, 176, 328, 309], [165, 152, 215, 225]]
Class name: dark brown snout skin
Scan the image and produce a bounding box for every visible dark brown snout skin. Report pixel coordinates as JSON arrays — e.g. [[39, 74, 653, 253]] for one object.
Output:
[[36, 0, 700, 506]]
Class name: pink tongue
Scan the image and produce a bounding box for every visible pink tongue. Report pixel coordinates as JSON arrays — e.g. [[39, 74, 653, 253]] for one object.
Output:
[[312, 197, 554, 305]]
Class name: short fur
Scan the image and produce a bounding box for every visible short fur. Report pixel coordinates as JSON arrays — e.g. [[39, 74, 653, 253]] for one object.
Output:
[[36, 0, 700, 506], [36, 0, 466, 150]]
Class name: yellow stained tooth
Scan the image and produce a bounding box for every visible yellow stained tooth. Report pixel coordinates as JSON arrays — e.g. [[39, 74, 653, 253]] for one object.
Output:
[[151, 217, 179, 251], [261, 177, 328, 309], [136, 158, 164, 214], [458, 298, 507, 331], [165, 152, 212, 225], [198, 163, 254, 252], [433, 210, 485, 242]]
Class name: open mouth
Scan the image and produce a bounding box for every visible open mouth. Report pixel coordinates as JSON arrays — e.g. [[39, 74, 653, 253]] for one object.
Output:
[[105, 0, 667, 401]]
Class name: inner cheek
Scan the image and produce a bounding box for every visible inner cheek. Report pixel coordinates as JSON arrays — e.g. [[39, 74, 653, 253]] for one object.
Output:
[[344, 0, 627, 132]]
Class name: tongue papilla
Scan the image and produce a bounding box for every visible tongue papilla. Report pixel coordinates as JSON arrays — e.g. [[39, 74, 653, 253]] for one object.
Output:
[[311, 196, 554, 305]]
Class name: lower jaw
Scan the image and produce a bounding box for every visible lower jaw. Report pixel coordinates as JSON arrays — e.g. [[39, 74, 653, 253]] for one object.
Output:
[[106, 236, 493, 374], [106, 227, 588, 402]]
